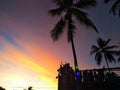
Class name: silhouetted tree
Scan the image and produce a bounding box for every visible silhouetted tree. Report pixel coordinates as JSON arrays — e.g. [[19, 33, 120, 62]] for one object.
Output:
[[28, 87, 33, 90], [49, 0, 98, 71], [90, 37, 118, 72], [0, 87, 5, 90], [104, 0, 120, 17]]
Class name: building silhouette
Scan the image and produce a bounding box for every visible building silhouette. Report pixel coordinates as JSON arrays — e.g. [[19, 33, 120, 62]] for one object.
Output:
[[57, 63, 76, 90], [57, 63, 120, 90]]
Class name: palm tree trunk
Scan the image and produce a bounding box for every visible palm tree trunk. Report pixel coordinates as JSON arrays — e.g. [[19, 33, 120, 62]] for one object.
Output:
[[105, 59, 110, 72], [70, 36, 80, 90], [70, 36, 78, 71], [104, 55, 110, 72]]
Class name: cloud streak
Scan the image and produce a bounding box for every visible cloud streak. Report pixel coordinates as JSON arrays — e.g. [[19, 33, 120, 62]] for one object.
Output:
[[0, 31, 57, 89]]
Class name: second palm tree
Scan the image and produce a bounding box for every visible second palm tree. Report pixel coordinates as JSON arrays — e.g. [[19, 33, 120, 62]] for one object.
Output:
[[90, 37, 118, 72]]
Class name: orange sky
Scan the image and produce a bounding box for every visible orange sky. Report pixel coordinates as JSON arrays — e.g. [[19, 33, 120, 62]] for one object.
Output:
[[0, 35, 59, 90]]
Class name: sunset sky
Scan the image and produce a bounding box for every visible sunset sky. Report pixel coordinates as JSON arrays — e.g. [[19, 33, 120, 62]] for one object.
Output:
[[0, 0, 120, 90]]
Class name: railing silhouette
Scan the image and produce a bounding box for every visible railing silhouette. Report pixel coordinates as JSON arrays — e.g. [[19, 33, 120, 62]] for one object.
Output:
[[80, 67, 120, 71], [57, 63, 120, 90], [79, 67, 120, 83]]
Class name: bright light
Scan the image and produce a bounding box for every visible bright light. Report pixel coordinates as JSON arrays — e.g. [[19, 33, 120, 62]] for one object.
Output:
[[75, 71, 81, 81], [5, 76, 29, 88], [75, 65, 79, 70]]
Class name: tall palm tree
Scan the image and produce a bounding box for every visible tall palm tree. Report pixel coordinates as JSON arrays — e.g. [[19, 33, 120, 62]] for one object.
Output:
[[104, 0, 120, 17], [90, 37, 118, 72], [49, 0, 98, 72]]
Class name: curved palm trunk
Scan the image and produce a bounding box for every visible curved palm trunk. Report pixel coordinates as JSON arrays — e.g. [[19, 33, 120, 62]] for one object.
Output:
[[105, 58, 110, 72], [70, 36, 78, 71], [104, 55, 110, 72], [70, 37, 80, 90]]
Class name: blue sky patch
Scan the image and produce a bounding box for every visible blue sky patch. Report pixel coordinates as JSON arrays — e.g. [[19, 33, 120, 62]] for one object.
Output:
[[0, 32, 22, 49]]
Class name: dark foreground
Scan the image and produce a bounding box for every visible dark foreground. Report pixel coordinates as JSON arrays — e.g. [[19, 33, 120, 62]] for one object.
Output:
[[57, 63, 120, 90]]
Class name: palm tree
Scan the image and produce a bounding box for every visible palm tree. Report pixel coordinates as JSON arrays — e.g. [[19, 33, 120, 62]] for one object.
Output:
[[104, 0, 120, 17], [49, 0, 98, 72], [90, 37, 118, 72]]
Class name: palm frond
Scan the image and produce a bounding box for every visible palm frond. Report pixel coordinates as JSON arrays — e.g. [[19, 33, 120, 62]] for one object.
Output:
[[71, 8, 98, 33], [103, 45, 118, 50], [109, 0, 120, 16], [104, 0, 111, 3], [108, 50, 120, 55], [75, 0, 97, 9], [117, 50, 120, 55], [90, 45, 99, 55], [118, 57, 120, 62], [105, 52, 116, 63], [105, 38, 111, 46], [119, 7, 120, 17], [51, 18, 66, 41], [63, 0, 73, 9], [97, 37, 106, 48], [53, 0, 73, 9], [104, 0, 120, 17], [49, 7, 63, 16], [91, 45, 99, 50], [95, 52, 102, 65]]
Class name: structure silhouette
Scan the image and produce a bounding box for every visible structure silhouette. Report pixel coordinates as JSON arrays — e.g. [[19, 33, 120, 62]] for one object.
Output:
[[57, 63, 120, 90]]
